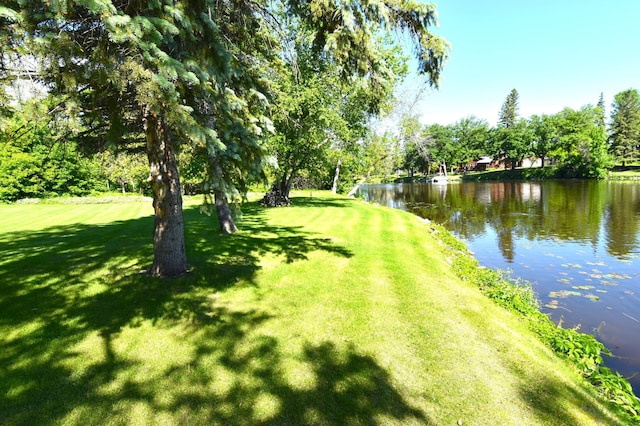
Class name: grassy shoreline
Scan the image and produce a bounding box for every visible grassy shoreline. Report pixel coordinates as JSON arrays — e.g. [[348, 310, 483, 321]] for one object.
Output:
[[0, 193, 636, 424], [366, 165, 640, 184]]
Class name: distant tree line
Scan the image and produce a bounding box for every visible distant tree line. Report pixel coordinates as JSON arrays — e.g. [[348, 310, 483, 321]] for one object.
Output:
[[399, 88, 640, 179]]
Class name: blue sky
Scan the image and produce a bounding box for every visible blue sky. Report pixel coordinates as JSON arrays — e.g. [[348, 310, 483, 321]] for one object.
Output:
[[406, 0, 640, 126]]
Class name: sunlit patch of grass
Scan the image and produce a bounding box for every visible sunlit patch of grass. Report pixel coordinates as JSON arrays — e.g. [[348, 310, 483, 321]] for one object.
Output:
[[0, 193, 631, 425]]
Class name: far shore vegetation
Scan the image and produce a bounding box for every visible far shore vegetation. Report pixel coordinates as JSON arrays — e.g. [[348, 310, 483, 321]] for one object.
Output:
[[365, 164, 640, 186]]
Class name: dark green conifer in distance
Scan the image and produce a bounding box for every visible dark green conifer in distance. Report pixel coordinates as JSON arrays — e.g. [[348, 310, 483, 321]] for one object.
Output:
[[596, 92, 606, 129], [498, 88, 519, 129], [609, 89, 640, 167]]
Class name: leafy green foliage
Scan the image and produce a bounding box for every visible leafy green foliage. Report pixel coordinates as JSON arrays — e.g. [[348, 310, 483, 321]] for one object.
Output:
[[286, 0, 449, 86], [404, 117, 490, 174], [494, 118, 534, 170], [452, 116, 491, 168], [0, 98, 100, 202], [267, 19, 410, 198], [540, 323, 607, 374], [261, 1, 449, 199], [530, 114, 558, 167], [553, 106, 612, 178], [95, 150, 148, 194], [3, 0, 450, 273], [401, 115, 431, 174], [593, 368, 640, 417], [423, 123, 455, 168]]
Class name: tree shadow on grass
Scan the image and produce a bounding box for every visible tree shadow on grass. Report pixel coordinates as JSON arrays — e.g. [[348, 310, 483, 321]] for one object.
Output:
[[185, 202, 353, 267], [0, 201, 352, 332], [0, 200, 428, 424], [283, 196, 357, 209], [507, 359, 628, 425]]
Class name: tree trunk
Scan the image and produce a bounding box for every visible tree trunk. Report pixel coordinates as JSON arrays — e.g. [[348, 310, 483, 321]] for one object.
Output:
[[144, 107, 188, 277], [331, 158, 342, 194], [215, 190, 238, 234], [279, 173, 292, 200], [209, 159, 238, 234], [347, 171, 371, 198]]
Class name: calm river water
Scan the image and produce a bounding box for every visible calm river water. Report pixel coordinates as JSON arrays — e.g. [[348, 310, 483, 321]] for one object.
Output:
[[358, 180, 640, 393]]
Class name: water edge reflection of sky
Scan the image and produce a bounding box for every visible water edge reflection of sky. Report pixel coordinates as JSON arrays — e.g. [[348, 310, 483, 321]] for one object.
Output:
[[358, 181, 640, 393]]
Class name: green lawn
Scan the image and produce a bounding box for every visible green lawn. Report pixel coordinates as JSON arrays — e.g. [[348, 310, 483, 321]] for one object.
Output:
[[0, 193, 629, 425]]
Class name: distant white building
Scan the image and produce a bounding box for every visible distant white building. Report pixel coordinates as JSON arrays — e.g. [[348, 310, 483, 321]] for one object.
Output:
[[522, 157, 542, 168]]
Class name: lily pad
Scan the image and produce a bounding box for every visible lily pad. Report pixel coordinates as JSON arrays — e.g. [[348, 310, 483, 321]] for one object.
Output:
[[545, 300, 559, 309], [549, 290, 581, 298], [572, 285, 594, 290]]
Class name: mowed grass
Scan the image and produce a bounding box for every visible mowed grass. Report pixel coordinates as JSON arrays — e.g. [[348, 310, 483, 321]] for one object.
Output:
[[0, 193, 627, 425]]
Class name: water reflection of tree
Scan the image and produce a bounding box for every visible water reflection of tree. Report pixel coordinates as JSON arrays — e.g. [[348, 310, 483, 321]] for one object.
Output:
[[604, 183, 640, 257], [538, 181, 605, 250], [360, 181, 640, 259]]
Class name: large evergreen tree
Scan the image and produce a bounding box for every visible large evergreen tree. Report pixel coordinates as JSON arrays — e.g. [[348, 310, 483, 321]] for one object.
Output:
[[3, 0, 449, 277], [496, 89, 527, 169], [596, 92, 606, 129], [609, 88, 640, 167], [5, 0, 275, 276], [498, 88, 519, 129]]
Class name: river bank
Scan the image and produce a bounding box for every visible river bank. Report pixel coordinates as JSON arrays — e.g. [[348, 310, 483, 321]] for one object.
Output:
[[1, 193, 636, 424], [377, 165, 640, 184]]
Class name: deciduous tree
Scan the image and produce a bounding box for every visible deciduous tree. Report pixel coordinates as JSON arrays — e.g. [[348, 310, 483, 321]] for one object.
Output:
[[424, 123, 455, 171], [530, 114, 558, 168], [554, 106, 611, 178], [401, 115, 430, 176], [0, 98, 99, 201], [452, 116, 489, 170]]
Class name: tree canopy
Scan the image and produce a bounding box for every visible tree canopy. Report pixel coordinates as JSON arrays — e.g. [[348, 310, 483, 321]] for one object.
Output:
[[1, 0, 449, 276]]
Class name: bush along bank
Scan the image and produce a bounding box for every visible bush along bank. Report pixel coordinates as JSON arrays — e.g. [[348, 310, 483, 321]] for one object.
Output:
[[428, 223, 640, 424]]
